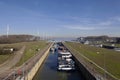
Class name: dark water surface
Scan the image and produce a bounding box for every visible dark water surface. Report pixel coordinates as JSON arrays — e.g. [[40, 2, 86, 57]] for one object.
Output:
[[33, 51, 84, 80]]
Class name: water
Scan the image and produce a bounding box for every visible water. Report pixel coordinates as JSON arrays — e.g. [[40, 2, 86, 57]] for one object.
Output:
[[33, 51, 84, 80], [48, 37, 75, 42]]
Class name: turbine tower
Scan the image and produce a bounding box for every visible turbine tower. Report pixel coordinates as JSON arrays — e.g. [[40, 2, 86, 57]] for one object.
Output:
[[7, 24, 9, 38], [37, 30, 40, 40]]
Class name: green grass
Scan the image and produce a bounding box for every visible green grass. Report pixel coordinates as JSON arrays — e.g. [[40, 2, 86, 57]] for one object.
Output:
[[16, 41, 48, 66], [0, 41, 49, 66], [0, 42, 24, 64], [0, 54, 14, 64], [0, 42, 24, 49], [115, 44, 120, 47], [65, 42, 120, 79], [102, 43, 120, 48]]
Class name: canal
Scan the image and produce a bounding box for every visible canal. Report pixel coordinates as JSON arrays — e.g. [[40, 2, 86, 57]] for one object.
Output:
[[33, 51, 84, 80]]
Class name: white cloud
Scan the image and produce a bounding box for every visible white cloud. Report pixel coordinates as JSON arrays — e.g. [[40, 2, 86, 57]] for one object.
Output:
[[70, 16, 120, 26], [70, 16, 92, 23], [113, 17, 120, 22], [117, 18, 120, 21], [64, 25, 96, 30], [95, 16, 120, 26], [98, 21, 112, 26]]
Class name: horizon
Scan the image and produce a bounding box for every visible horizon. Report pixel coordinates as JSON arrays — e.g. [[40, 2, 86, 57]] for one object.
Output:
[[0, 0, 120, 37], [0, 34, 120, 39]]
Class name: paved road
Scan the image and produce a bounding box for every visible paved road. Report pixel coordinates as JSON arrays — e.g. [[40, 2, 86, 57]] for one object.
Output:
[[0, 46, 26, 75]]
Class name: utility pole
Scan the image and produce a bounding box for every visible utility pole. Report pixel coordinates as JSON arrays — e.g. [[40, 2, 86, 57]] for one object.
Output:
[[37, 30, 40, 40]]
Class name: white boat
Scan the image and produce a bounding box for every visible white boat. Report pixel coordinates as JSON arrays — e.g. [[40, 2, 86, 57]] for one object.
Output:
[[50, 47, 54, 52], [57, 50, 75, 71], [58, 58, 75, 71], [58, 52, 72, 58], [58, 67, 75, 71], [59, 52, 71, 55], [58, 64, 75, 71]]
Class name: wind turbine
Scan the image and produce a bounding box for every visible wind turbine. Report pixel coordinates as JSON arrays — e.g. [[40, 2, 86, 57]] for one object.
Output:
[[7, 24, 9, 38], [37, 30, 40, 40]]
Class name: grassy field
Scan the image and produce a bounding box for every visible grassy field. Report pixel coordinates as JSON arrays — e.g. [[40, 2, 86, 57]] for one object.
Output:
[[65, 42, 120, 79], [0, 42, 24, 64], [0, 41, 48, 66], [115, 44, 120, 47], [0, 54, 14, 64], [103, 43, 120, 48], [15, 41, 48, 66]]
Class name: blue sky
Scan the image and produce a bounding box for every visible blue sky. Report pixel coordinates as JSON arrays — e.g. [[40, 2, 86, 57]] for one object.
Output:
[[0, 0, 120, 37]]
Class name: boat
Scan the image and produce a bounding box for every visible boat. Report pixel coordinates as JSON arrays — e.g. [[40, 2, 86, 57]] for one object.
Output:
[[58, 52, 72, 58], [57, 52, 75, 71], [50, 47, 54, 52], [58, 64, 75, 71]]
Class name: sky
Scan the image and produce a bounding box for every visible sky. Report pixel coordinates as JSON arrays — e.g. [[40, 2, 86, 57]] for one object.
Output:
[[0, 0, 120, 37]]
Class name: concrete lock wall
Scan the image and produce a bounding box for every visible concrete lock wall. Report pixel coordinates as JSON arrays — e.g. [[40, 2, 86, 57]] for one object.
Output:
[[25, 43, 53, 80], [63, 43, 96, 80], [72, 55, 96, 80]]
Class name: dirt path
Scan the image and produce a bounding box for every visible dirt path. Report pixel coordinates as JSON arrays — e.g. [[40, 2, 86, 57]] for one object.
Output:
[[0, 46, 26, 75], [0, 43, 52, 80]]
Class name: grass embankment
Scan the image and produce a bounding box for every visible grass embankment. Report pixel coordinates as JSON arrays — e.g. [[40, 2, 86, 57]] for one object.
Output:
[[16, 41, 48, 66], [0, 54, 13, 64], [0, 41, 49, 66], [103, 43, 120, 48], [65, 42, 120, 79], [0, 43, 23, 64], [115, 44, 120, 47]]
